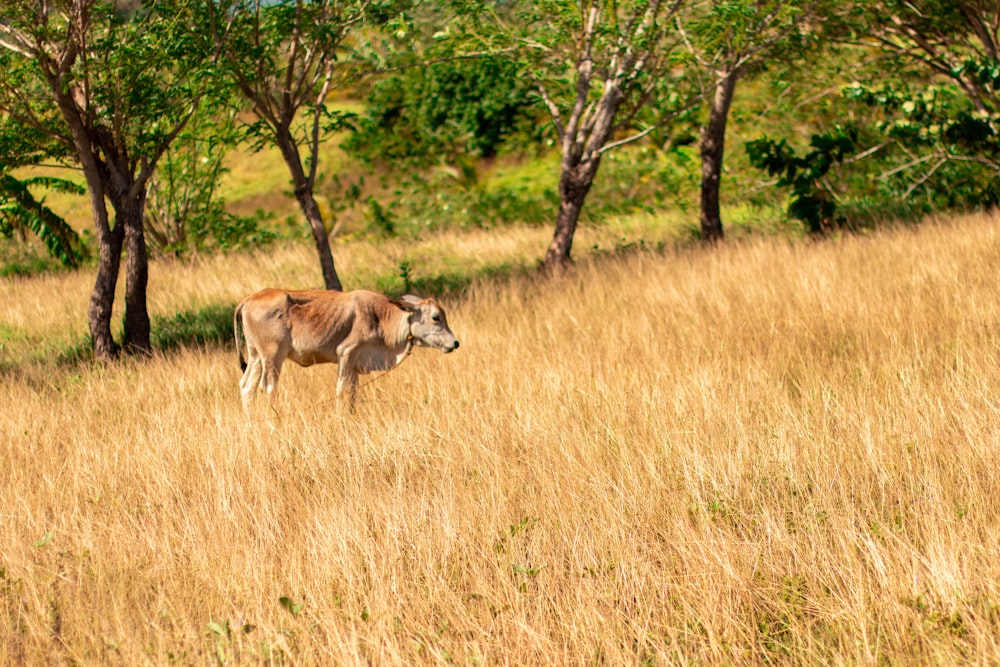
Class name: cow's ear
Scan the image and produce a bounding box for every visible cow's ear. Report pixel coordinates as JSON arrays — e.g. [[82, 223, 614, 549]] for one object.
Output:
[[392, 294, 423, 312]]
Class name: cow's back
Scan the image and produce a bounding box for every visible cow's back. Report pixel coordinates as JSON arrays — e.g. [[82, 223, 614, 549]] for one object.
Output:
[[285, 290, 359, 361]]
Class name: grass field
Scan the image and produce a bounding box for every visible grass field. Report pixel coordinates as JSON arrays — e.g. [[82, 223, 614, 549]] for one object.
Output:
[[2, 212, 1000, 664]]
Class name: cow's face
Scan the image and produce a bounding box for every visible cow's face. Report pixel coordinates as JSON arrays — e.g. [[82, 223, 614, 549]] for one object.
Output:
[[396, 295, 460, 353]]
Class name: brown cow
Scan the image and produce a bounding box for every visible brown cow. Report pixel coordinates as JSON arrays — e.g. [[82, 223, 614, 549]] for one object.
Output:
[[234, 288, 459, 414]]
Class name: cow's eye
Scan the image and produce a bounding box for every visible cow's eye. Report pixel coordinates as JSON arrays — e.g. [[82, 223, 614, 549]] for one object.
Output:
[[432, 315, 441, 322]]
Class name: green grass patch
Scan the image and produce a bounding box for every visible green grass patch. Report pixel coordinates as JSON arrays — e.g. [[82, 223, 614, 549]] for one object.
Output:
[[151, 303, 236, 353]]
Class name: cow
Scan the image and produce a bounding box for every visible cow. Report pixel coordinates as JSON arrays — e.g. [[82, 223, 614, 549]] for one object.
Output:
[[233, 288, 460, 415]]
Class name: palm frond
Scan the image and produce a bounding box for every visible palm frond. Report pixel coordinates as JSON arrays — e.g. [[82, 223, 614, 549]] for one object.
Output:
[[0, 173, 84, 268]]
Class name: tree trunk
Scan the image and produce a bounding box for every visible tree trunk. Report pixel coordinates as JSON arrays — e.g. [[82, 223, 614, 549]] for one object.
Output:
[[542, 64, 624, 273], [544, 157, 600, 271], [275, 129, 342, 291], [74, 149, 123, 360], [295, 188, 343, 291], [699, 68, 739, 243], [88, 217, 124, 361], [120, 191, 152, 354]]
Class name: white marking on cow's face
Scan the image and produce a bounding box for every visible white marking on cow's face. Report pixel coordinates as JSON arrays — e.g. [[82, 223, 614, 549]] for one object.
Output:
[[406, 298, 460, 353]]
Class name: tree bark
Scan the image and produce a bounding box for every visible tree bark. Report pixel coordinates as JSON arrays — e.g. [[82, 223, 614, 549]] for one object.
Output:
[[121, 191, 151, 354], [699, 68, 739, 243], [82, 186, 153, 359], [275, 129, 343, 291], [544, 157, 601, 271], [295, 188, 342, 291], [88, 211, 124, 361], [543, 77, 623, 272], [67, 113, 124, 361]]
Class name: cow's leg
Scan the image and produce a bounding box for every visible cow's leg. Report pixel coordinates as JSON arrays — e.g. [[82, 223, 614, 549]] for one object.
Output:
[[240, 361, 262, 415], [336, 355, 359, 413], [240, 348, 264, 416], [254, 341, 289, 417], [262, 357, 284, 404]]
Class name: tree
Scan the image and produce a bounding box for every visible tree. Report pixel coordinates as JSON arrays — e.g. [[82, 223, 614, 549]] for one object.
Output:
[[215, 0, 376, 291], [854, 1, 1000, 114], [0, 0, 221, 359], [832, 1, 1000, 201], [746, 1, 1000, 215], [679, 0, 816, 242], [525, 0, 690, 270], [452, 0, 689, 271]]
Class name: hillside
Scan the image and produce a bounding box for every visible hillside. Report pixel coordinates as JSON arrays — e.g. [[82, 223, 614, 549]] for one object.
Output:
[[2, 212, 1000, 664]]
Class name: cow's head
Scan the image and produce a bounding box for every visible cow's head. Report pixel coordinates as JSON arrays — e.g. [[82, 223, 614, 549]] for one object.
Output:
[[394, 295, 460, 353]]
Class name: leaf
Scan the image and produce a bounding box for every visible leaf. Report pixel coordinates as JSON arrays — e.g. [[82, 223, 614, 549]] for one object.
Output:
[[0, 174, 83, 267], [32, 531, 53, 548], [508, 516, 538, 538], [512, 563, 547, 577], [279, 596, 303, 617], [208, 619, 230, 637]]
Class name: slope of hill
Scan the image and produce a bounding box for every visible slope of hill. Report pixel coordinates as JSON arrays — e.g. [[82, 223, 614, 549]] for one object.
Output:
[[2, 212, 999, 664]]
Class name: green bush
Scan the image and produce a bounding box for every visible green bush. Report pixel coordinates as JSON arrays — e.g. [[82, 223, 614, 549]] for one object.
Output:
[[151, 303, 236, 352], [345, 56, 540, 166]]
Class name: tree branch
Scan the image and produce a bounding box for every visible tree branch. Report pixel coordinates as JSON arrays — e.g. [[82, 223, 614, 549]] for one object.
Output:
[[601, 84, 708, 155], [960, 2, 998, 61], [564, 3, 599, 149], [902, 157, 948, 198], [531, 77, 564, 138], [306, 60, 335, 187], [599, 123, 658, 154], [0, 19, 36, 57], [876, 152, 938, 180]]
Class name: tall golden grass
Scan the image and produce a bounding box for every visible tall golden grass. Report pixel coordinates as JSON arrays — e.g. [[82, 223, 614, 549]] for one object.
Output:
[[3, 213, 1000, 664]]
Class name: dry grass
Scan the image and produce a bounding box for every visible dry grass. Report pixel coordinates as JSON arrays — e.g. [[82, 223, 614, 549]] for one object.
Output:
[[3, 213, 1000, 664]]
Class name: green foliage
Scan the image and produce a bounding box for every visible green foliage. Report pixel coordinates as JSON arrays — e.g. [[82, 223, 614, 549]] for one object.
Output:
[[597, 143, 701, 215], [339, 136, 704, 238], [150, 304, 236, 352], [684, 0, 817, 74], [345, 56, 539, 166], [0, 248, 61, 278], [279, 596, 304, 617], [146, 109, 276, 256], [746, 126, 858, 232], [31, 531, 53, 549], [397, 259, 413, 291], [194, 206, 277, 253], [0, 173, 85, 268], [366, 197, 397, 236], [95, 0, 223, 158], [0, 117, 85, 270], [845, 75, 1000, 208], [372, 169, 558, 232], [26, 0, 224, 164]]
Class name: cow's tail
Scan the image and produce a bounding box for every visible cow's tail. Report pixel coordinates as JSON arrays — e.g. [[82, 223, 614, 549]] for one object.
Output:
[[234, 301, 247, 372]]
